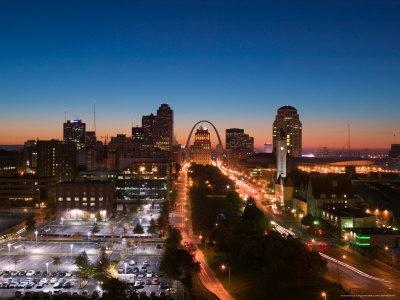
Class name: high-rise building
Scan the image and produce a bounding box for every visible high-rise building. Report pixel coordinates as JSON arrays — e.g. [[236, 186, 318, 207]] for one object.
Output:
[[272, 106, 302, 157], [63, 120, 86, 150], [389, 144, 400, 158], [225, 128, 254, 166], [85, 131, 97, 148], [37, 140, 77, 182], [142, 114, 156, 148], [154, 104, 173, 151], [132, 126, 145, 144], [264, 142, 273, 153], [191, 126, 212, 165]]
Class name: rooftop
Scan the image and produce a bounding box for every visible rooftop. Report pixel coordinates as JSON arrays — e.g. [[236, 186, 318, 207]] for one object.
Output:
[[350, 227, 400, 236]]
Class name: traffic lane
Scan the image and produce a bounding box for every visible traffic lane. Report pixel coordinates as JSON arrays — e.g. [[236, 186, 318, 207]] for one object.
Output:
[[320, 246, 400, 293]]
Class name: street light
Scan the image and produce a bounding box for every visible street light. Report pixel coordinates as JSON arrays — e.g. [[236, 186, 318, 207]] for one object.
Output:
[[46, 262, 49, 274], [70, 244, 73, 255], [7, 243, 11, 262], [124, 262, 127, 282], [321, 291, 327, 300], [220, 264, 231, 288], [87, 232, 91, 241], [34, 230, 38, 244]]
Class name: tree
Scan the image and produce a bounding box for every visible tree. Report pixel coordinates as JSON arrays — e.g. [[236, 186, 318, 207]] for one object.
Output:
[[25, 214, 36, 232], [75, 251, 95, 283], [95, 211, 102, 222], [301, 214, 314, 227], [95, 247, 111, 280], [241, 199, 268, 234], [133, 223, 144, 235], [101, 277, 128, 299], [91, 223, 100, 234], [52, 257, 61, 271], [147, 218, 158, 235]]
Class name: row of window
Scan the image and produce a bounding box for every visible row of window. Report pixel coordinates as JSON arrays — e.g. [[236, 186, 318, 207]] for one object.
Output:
[[58, 196, 104, 202]]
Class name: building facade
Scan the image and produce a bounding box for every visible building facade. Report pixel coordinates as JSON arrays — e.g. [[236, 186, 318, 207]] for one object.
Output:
[[191, 126, 212, 165], [63, 120, 86, 150], [225, 128, 254, 167], [154, 104, 174, 151], [272, 106, 302, 157], [36, 140, 77, 182], [56, 180, 115, 219]]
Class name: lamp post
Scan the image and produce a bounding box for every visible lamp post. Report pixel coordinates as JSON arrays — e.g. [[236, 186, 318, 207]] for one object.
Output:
[[337, 254, 346, 286], [87, 232, 91, 241], [321, 291, 327, 300], [220, 264, 231, 288], [124, 262, 127, 282], [7, 243, 11, 262], [34, 230, 38, 244], [46, 262, 49, 274], [70, 244, 73, 255]]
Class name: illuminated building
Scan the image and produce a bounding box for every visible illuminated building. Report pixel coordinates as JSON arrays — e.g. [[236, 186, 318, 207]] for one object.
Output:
[[36, 140, 77, 182], [85, 131, 97, 148], [276, 139, 287, 179], [264, 143, 273, 153], [154, 103, 174, 151], [320, 208, 376, 229], [132, 126, 145, 145], [56, 180, 114, 219], [272, 106, 302, 157], [142, 113, 156, 148], [63, 120, 86, 150], [0, 149, 22, 176], [348, 227, 400, 249], [225, 128, 254, 166], [191, 126, 212, 165], [0, 175, 55, 207]]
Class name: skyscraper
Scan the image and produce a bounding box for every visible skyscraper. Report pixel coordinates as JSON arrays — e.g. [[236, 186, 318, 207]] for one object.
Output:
[[142, 113, 156, 148], [191, 126, 211, 165], [225, 128, 254, 166], [63, 120, 86, 150], [154, 104, 173, 151], [132, 126, 145, 144], [272, 106, 302, 157], [36, 140, 77, 182]]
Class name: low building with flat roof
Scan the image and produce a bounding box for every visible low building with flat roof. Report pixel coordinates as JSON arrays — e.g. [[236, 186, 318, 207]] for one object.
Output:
[[321, 207, 376, 229]]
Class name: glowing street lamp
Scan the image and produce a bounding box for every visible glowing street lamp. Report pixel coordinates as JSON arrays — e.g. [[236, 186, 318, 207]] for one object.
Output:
[[70, 244, 74, 255], [220, 264, 231, 287], [87, 232, 91, 241], [34, 230, 38, 244], [124, 262, 127, 281], [321, 291, 327, 300], [7, 243, 11, 262], [46, 262, 49, 274]]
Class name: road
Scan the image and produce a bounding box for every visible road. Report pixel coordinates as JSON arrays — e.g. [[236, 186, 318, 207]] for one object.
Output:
[[219, 164, 400, 299], [172, 165, 234, 300]]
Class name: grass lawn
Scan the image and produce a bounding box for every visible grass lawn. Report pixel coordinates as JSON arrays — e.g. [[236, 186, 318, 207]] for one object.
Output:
[[202, 247, 347, 300]]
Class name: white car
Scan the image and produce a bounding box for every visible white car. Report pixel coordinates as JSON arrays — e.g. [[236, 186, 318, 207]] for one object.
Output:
[[49, 278, 57, 284], [26, 270, 35, 276], [146, 273, 153, 278], [39, 278, 48, 284], [128, 260, 135, 266], [65, 272, 72, 277]]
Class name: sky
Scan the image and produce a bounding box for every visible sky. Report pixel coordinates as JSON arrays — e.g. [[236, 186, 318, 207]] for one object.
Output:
[[0, 0, 399, 150]]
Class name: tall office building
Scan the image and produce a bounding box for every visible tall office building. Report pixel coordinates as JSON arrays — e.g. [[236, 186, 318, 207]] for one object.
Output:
[[132, 126, 145, 144], [36, 140, 77, 182], [154, 104, 173, 151], [225, 128, 254, 166], [142, 114, 156, 148], [191, 126, 212, 165], [272, 106, 302, 157], [63, 120, 86, 150]]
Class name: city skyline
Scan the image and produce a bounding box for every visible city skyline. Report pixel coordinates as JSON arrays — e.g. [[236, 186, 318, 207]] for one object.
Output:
[[1, 0, 400, 149]]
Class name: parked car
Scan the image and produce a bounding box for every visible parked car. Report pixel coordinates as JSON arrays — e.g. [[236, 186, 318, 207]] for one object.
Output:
[[49, 278, 57, 284]]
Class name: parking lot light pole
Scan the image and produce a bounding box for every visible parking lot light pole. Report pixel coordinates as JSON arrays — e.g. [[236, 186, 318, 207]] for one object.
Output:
[[34, 230, 38, 244], [7, 243, 11, 262], [70, 244, 73, 255], [87, 232, 91, 241], [46, 262, 49, 274], [124, 262, 127, 282]]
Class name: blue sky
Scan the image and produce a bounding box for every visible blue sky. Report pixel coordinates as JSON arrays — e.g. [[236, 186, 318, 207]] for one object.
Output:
[[0, 0, 399, 149]]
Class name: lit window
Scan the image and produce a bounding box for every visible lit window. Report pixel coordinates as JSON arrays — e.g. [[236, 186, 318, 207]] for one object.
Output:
[[90, 197, 95, 201], [75, 197, 79, 201], [99, 197, 103, 202], [90, 202, 95, 207], [66, 197, 71, 201], [82, 202, 87, 206], [82, 197, 87, 201], [58, 197, 63, 201]]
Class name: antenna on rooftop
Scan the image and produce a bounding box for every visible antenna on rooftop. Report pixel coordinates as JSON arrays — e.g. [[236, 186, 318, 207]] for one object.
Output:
[[93, 101, 97, 134], [347, 121, 351, 157]]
